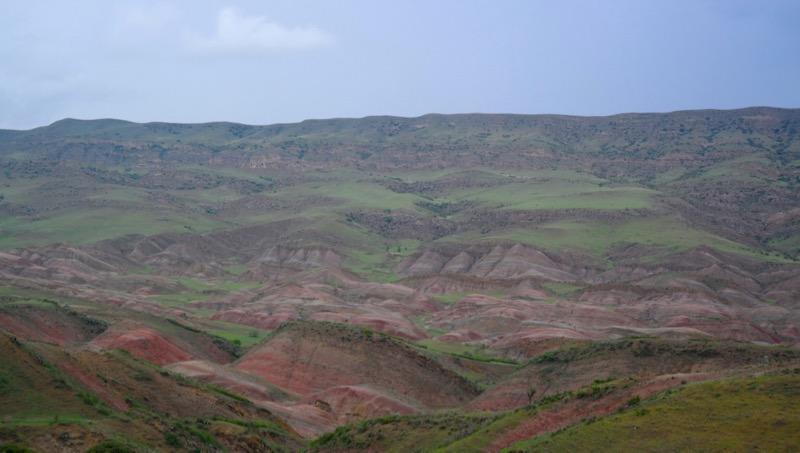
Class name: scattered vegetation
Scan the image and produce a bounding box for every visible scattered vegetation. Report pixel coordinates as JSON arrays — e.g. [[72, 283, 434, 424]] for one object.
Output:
[[510, 372, 800, 452]]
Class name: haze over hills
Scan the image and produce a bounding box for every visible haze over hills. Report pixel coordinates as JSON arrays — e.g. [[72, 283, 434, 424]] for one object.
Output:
[[1, 107, 800, 451]]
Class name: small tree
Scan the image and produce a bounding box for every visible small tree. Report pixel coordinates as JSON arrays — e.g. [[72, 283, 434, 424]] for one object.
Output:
[[526, 386, 536, 405]]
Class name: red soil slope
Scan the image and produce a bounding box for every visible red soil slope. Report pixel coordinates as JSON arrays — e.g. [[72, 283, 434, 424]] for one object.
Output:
[[0, 304, 104, 346], [89, 325, 192, 365], [235, 321, 479, 409]]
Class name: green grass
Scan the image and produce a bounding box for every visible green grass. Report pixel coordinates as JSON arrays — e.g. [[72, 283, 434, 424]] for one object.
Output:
[[148, 277, 259, 310], [439, 409, 532, 452], [691, 155, 775, 182], [431, 292, 471, 305], [416, 339, 478, 355], [173, 277, 259, 293], [508, 372, 800, 452], [0, 415, 92, 427], [473, 185, 652, 210], [85, 187, 151, 204], [211, 417, 289, 437], [649, 167, 689, 185], [309, 372, 800, 453], [0, 287, 92, 310], [415, 339, 518, 365], [150, 293, 210, 307], [286, 179, 424, 212], [343, 247, 403, 283], [172, 186, 245, 203], [0, 345, 97, 422], [200, 320, 270, 348], [0, 297, 59, 308], [308, 387, 571, 452], [180, 165, 270, 183], [390, 168, 603, 185], [769, 233, 800, 258], [443, 217, 794, 263], [445, 174, 654, 211], [410, 314, 447, 337], [432, 290, 505, 305], [223, 264, 249, 275], [0, 179, 45, 203], [541, 282, 583, 297], [309, 413, 500, 453], [2, 167, 791, 267], [239, 213, 414, 283], [0, 208, 228, 249]]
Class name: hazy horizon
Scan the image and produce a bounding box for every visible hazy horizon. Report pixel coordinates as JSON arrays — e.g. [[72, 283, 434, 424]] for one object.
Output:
[[3, 105, 799, 133], [2, 0, 799, 129]]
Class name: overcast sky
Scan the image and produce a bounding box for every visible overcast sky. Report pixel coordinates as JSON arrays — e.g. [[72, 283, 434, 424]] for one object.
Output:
[[1, 0, 799, 129]]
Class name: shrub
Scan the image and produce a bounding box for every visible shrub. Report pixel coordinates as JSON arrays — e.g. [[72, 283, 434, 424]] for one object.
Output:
[[164, 432, 182, 448], [132, 371, 153, 382], [78, 391, 101, 406], [86, 440, 138, 453], [1, 444, 36, 453], [533, 351, 561, 363]]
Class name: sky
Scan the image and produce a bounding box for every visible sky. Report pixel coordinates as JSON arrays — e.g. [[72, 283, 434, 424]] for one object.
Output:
[[1, 0, 799, 129]]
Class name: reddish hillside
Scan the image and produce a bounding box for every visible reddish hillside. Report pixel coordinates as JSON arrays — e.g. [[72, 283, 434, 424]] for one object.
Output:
[[0, 302, 105, 346], [236, 321, 480, 409], [469, 338, 800, 411]]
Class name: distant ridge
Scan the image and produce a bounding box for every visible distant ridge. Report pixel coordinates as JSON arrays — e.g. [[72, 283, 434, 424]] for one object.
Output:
[[3, 105, 799, 133]]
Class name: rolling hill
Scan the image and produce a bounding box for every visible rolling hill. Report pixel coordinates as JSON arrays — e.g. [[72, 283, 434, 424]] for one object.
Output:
[[0, 108, 799, 451]]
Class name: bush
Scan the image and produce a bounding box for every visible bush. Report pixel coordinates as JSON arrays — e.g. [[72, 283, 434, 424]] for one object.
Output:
[[1, 444, 36, 453], [86, 440, 138, 453], [533, 351, 561, 363], [164, 432, 182, 448], [78, 391, 100, 406], [132, 371, 153, 382]]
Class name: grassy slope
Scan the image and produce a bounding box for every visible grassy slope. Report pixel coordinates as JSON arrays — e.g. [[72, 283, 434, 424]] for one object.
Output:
[[442, 216, 792, 263], [308, 412, 500, 453], [0, 331, 301, 452], [1, 164, 790, 268], [0, 286, 257, 365], [1, 111, 798, 449], [510, 372, 800, 452], [0, 207, 227, 249], [309, 372, 800, 453], [446, 177, 654, 211], [0, 335, 95, 423]]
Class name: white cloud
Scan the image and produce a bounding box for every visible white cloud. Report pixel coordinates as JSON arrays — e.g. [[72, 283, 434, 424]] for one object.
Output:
[[186, 7, 334, 54]]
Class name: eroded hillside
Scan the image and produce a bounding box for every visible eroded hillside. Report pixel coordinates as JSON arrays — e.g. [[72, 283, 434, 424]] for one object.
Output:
[[1, 108, 799, 451]]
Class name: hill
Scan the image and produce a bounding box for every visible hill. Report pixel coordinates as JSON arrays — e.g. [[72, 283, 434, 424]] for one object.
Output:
[[308, 371, 800, 452], [0, 332, 302, 452], [1, 107, 799, 450]]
